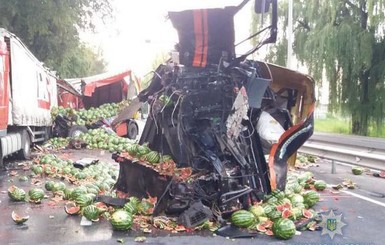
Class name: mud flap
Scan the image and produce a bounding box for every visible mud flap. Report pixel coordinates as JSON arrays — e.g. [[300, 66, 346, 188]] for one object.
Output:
[[268, 111, 314, 191], [112, 154, 171, 214]]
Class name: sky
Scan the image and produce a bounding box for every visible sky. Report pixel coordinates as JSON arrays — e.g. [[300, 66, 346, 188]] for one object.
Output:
[[81, 0, 253, 77]]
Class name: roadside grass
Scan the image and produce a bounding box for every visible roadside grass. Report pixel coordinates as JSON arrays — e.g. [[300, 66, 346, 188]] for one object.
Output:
[[314, 117, 350, 134], [315, 117, 385, 137]]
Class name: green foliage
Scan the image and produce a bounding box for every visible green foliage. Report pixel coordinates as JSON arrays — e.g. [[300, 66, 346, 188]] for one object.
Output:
[[0, 0, 112, 77], [252, 0, 385, 135]]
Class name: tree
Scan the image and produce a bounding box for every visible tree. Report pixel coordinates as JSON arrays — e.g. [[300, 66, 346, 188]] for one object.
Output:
[[0, 0, 112, 77], [252, 0, 385, 136]]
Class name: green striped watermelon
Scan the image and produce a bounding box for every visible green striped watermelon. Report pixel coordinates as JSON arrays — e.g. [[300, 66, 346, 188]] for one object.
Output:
[[8, 186, 26, 202], [230, 210, 256, 228], [272, 218, 296, 240], [314, 180, 327, 191], [127, 144, 139, 156], [45, 181, 55, 191], [123, 202, 138, 215], [31, 165, 43, 175], [28, 188, 45, 203], [303, 190, 320, 208], [128, 196, 140, 206], [71, 186, 88, 199], [137, 144, 150, 156], [74, 193, 94, 207], [110, 210, 133, 231], [82, 204, 99, 221], [267, 210, 282, 221], [143, 151, 160, 164], [52, 182, 66, 192], [352, 166, 364, 175], [249, 205, 265, 217], [161, 155, 173, 162]]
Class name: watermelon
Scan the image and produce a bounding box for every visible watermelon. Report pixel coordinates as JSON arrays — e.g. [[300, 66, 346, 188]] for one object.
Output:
[[137, 144, 150, 156], [249, 205, 265, 217], [352, 166, 364, 175], [11, 211, 29, 224], [123, 202, 138, 215], [62, 166, 72, 175], [267, 210, 282, 221], [266, 196, 278, 205], [256, 224, 267, 232], [263, 204, 275, 216], [282, 209, 293, 219], [71, 186, 88, 199], [45, 181, 55, 191], [31, 165, 43, 175], [271, 190, 285, 200], [110, 210, 133, 231], [302, 209, 314, 219], [138, 200, 153, 215], [281, 198, 292, 205], [143, 151, 160, 164], [298, 171, 314, 185], [8, 186, 26, 202], [161, 155, 173, 162], [290, 194, 304, 205], [314, 180, 327, 191], [291, 207, 303, 220], [127, 144, 139, 156], [303, 190, 320, 208], [52, 182, 66, 192], [128, 196, 140, 206], [63, 188, 73, 200], [272, 218, 296, 240], [292, 201, 305, 209], [75, 172, 87, 180], [230, 210, 256, 228], [28, 188, 45, 203], [82, 204, 99, 221], [94, 202, 109, 214], [292, 183, 303, 194], [86, 187, 99, 195], [64, 202, 81, 215], [74, 194, 94, 207]]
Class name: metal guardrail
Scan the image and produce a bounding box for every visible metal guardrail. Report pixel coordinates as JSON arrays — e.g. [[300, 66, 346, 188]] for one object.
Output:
[[298, 132, 385, 171]]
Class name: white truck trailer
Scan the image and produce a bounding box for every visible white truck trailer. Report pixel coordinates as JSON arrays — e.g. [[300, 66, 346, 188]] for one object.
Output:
[[0, 28, 58, 168]]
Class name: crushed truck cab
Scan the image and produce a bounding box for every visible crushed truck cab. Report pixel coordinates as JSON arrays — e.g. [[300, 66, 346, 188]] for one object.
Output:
[[113, 0, 315, 226]]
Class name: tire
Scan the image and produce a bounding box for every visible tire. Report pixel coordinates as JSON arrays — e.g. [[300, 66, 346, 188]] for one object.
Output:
[[68, 125, 88, 138], [18, 130, 31, 160], [127, 121, 139, 140]]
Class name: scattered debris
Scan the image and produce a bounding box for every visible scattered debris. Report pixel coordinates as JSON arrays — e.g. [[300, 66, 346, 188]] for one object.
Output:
[[134, 236, 146, 243], [11, 211, 29, 224]]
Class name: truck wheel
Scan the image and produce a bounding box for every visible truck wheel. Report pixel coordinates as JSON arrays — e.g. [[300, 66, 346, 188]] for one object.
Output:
[[68, 125, 88, 138], [18, 130, 31, 160], [127, 121, 139, 140]]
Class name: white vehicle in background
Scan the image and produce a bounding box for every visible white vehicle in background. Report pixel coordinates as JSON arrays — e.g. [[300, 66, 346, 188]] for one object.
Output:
[[0, 28, 58, 168]]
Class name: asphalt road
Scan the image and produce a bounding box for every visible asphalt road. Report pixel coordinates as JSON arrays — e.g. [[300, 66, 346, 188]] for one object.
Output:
[[1, 129, 385, 244]]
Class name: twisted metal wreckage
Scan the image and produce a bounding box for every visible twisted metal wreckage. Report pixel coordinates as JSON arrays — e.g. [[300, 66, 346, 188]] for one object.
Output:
[[111, 0, 315, 228]]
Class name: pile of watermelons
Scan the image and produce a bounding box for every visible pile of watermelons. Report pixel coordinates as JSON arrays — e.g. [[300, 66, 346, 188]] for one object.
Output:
[[9, 145, 325, 239], [76, 128, 134, 152], [230, 171, 325, 239], [8, 153, 163, 230], [51, 100, 130, 126]]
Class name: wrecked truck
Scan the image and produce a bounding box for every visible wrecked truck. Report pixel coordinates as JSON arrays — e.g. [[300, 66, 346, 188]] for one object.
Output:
[[52, 70, 141, 140], [111, 0, 315, 227]]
